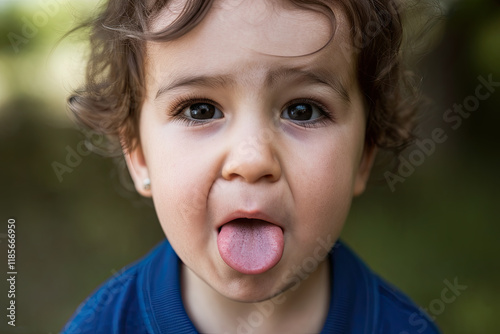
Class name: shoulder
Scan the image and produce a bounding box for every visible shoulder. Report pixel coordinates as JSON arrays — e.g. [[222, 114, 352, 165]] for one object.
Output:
[[330, 241, 441, 334], [62, 241, 170, 334], [375, 276, 441, 334]]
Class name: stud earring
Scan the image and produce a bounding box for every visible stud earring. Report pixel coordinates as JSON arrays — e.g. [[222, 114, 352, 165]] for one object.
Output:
[[143, 178, 151, 191]]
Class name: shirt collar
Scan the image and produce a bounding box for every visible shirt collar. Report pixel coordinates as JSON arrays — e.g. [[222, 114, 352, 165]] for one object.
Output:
[[141, 240, 378, 334]]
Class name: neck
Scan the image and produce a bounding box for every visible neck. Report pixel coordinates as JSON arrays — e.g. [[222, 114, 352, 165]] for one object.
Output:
[[181, 260, 331, 334]]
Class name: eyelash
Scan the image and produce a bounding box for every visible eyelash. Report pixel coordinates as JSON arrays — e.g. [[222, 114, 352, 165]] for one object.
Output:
[[168, 95, 334, 128], [283, 97, 334, 128], [169, 95, 221, 127]]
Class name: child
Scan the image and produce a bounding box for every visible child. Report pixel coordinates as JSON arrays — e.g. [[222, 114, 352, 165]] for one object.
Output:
[[63, 0, 441, 333]]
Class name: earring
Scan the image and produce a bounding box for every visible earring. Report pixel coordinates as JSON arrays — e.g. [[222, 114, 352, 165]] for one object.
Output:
[[143, 178, 151, 191]]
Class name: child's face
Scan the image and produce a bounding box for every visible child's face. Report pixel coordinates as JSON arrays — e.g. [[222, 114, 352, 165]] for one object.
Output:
[[127, 0, 375, 301]]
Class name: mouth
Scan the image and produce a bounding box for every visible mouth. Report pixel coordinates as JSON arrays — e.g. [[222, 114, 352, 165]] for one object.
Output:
[[217, 217, 284, 275], [216, 211, 284, 232], [217, 217, 282, 233]]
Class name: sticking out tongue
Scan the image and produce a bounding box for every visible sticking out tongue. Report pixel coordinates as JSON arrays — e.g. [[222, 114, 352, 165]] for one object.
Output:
[[217, 219, 284, 275]]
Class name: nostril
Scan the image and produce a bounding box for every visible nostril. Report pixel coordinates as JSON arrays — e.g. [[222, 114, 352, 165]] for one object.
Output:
[[221, 148, 282, 183]]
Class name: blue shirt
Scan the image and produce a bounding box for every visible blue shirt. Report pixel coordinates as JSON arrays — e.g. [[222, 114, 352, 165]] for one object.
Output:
[[62, 240, 440, 333]]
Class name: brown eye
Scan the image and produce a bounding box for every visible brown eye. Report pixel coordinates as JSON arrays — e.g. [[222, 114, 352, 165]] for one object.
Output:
[[282, 103, 323, 121], [185, 103, 223, 120], [285, 103, 312, 120]]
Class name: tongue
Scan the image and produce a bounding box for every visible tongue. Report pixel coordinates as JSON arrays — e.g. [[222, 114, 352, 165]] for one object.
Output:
[[217, 219, 284, 275]]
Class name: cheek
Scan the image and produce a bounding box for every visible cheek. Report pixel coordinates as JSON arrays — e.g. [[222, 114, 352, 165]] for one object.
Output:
[[288, 130, 361, 237], [155, 161, 207, 217], [144, 131, 215, 251], [149, 155, 217, 269]]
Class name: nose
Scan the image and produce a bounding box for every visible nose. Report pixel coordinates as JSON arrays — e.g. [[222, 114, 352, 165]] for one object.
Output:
[[221, 126, 282, 183]]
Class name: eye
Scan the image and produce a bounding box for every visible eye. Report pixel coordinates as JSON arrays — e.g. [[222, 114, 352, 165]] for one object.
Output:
[[182, 102, 223, 120], [281, 102, 323, 121]]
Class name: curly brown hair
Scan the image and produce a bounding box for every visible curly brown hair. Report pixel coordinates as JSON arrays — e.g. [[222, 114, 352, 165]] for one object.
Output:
[[68, 0, 419, 157]]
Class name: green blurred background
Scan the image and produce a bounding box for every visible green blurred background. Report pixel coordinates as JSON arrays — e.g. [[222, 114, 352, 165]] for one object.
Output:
[[0, 0, 499, 333]]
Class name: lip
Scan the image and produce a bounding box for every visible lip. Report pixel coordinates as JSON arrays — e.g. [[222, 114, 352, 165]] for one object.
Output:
[[217, 210, 284, 232]]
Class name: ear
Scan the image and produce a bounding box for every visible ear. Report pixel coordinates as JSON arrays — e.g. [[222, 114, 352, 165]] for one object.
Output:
[[353, 144, 377, 196], [124, 143, 152, 198]]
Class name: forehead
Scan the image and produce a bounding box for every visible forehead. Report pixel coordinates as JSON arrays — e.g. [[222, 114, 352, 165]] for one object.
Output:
[[145, 0, 356, 93]]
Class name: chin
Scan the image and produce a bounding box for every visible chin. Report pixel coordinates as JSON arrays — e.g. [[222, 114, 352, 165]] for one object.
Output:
[[213, 267, 293, 303]]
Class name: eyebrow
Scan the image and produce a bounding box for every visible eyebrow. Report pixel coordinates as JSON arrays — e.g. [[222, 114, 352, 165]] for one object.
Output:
[[155, 74, 235, 99], [266, 67, 350, 103], [155, 66, 350, 103]]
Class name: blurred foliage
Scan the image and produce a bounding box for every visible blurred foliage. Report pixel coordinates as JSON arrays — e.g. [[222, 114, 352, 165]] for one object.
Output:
[[1, 0, 499, 333]]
